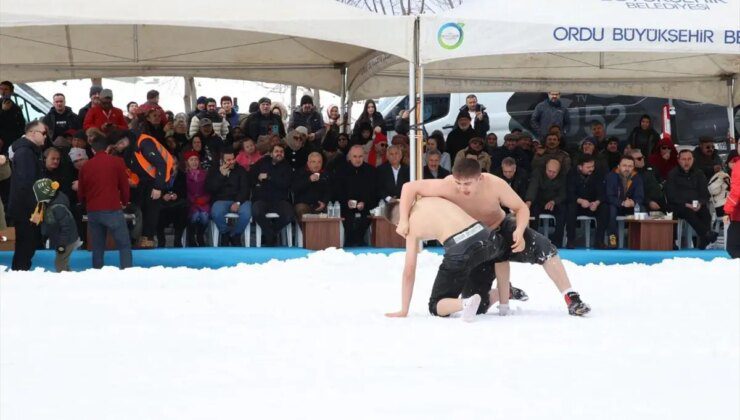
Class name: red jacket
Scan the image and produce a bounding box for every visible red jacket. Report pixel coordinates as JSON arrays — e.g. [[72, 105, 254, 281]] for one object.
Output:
[[83, 105, 128, 132], [724, 168, 740, 222], [78, 151, 130, 212]]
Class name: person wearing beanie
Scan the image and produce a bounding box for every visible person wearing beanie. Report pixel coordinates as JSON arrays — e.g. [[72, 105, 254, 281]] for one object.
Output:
[[596, 136, 622, 173], [77, 85, 103, 125], [453, 137, 492, 173], [187, 96, 209, 124], [30, 178, 81, 272], [244, 97, 285, 142], [458, 94, 490, 137], [288, 94, 325, 150], [445, 113, 477, 161]]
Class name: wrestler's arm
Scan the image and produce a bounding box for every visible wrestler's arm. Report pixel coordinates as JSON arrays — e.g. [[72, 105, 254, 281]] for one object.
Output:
[[498, 177, 530, 253], [385, 236, 419, 318], [397, 179, 446, 236]]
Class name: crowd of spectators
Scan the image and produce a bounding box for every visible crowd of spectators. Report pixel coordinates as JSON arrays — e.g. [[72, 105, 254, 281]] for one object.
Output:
[[0, 82, 738, 270]]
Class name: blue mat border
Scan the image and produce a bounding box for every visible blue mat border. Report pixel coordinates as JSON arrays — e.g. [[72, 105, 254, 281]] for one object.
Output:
[[0, 248, 730, 271]]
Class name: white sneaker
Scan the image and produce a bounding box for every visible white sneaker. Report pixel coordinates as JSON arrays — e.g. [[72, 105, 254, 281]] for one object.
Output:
[[461, 294, 481, 322]]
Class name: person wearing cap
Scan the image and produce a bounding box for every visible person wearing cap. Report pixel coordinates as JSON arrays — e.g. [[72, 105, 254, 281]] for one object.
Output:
[[445, 112, 478, 162], [78, 85, 103, 126], [8, 121, 46, 270], [245, 97, 285, 142], [188, 96, 208, 125], [29, 178, 81, 272], [458, 94, 490, 137], [596, 136, 622, 173], [289, 95, 325, 150], [195, 117, 226, 158], [453, 137, 492, 173], [42, 93, 80, 140], [531, 91, 570, 141], [69, 147, 89, 171], [189, 97, 229, 140], [693, 136, 723, 180], [83, 89, 127, 133], [0, 81, 26, 155]]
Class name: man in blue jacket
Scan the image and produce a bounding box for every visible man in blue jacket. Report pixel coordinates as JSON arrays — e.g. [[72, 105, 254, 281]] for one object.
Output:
[[605, 155, 644, 248]]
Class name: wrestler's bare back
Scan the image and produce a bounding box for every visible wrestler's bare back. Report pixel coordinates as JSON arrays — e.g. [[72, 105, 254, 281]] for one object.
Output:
[[408, 197, 479, 243]]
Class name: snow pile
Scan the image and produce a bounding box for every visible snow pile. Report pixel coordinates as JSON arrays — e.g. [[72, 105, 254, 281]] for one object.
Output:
[[1, 250, 738, 420]]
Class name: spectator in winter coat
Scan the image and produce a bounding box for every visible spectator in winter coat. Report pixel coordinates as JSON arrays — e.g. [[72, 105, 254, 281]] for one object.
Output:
[[83, 89, 127, 133], [490, 133, 527, 172], [0, 154, 10, 229], [284, 127, 310, 171], [31, 178, 81, 272], [664, 150, 717, 249], [185, 134, 216, 171], [289, 95, 325, 148], [144, 90, 169, 127], [630, 149, 666, 212], [723, 155, 740, 258], [648, 137, 679, 182], [78, 85, 102, 126], [692, 136, 723, 179], [334, 145, 377, 246], [220, 96, 240, 131], [8, 121, 46, 270], [531, 133, 572, 175], [525, 158, 568, 247], [596, 137, 622, 173], [235, 137, 262, 172], [206, 151, 252, 246], [376, 145, 410, 202], [581, 121, 608, 152], [156, 166, 188, 248], [184, 151, 211, 247], [604, 156, 644, 248], [43, 93, 80, 140], [189, 98, 229, 140], [422, 134, 451, 171], [627, 114, 660, 157], [445, 113, 478, 161], [423, 150, 451, 180], [292, 152, 331, 220], [458, 94, 490, 137], [251, 143, 295, 247], [352, 99, 385, 140], [708, 169, 730, 217], [565, 156, 607, 249], [494, 157, 529, 205], [244, 97, 286, 142], [531, 91, 570, 140], [453, 137, 492, 173], [0, 81, 27, 155]]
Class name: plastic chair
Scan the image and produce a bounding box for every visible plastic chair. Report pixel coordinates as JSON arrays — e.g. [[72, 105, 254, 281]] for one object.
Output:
[[210, 213, 252, 247], [538, 214, 556, 239], [255, 213, 293, 247], [576, 216, 596, 248]]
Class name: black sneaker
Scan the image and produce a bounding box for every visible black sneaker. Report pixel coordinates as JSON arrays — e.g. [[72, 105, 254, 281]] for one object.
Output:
[[564, 291, 591, 316], [510, 285, 529, 301]]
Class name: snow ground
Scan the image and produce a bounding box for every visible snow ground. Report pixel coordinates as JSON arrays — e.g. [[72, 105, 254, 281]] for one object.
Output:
[[1, 250, 738, 420]]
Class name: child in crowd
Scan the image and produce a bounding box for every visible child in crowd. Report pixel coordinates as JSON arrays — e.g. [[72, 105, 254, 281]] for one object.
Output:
[[30, 178, 81, 272]]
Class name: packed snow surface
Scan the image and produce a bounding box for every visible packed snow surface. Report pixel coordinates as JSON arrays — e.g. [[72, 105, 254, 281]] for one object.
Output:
[[1, 250, 738, 419]]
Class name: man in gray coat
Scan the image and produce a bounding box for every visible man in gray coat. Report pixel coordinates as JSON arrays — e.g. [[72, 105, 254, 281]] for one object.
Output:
[[531, 91, 570, 141]]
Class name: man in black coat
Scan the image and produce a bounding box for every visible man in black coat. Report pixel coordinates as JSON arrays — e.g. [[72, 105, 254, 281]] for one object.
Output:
[[244, 97, 286, 142], [423, 150, 450, 179], [376, 145, 409, 202], [458, 94, 490, 137], [206, 150, 252, 246], [335, 145, 377, 246], [494, 157, 528, 202], [525, 158, 568, 248], [0, 81, 26, 155], [77, 85, 102, 127], [251, 143, 295, 247], [565, 155, 607, 249], [445, 113, 477, 162], [8, 121, 46, 270], [292, 152, 331, 220], [43, 93, 80, 140], [664, 150, 717, 249]]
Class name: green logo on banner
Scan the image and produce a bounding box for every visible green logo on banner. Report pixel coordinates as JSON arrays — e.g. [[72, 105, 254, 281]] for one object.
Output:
[[438, 22, 464, 50]]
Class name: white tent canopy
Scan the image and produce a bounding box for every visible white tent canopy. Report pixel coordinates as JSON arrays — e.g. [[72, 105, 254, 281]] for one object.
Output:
[[352, 0, 740, 105], [0, 0, 414, 96]]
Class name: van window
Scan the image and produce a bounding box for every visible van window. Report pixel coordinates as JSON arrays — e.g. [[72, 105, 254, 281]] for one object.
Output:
[[382, 94, 450, 132], [12, 93, 45, 123]]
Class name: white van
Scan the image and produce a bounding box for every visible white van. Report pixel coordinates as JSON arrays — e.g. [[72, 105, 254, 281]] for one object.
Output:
[[8, 83, 52, 123], [378, 92, 733, 150]]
